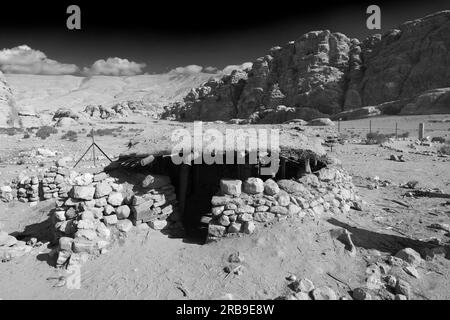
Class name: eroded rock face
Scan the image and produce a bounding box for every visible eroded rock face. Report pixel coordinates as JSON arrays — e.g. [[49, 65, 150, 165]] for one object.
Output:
[[0, 71, 18, 127], [166, 11, 450, 122], [358, 12, 450, 107]]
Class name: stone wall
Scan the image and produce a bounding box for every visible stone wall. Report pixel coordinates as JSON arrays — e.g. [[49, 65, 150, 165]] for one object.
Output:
[[53, 172, 182, 268], [207, 167, 358, 241]]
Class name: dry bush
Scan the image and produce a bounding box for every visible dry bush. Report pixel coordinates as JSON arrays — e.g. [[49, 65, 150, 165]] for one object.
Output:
[[0, 128, 22, 136], [439, 141, 450, 155], [61, 130, 78, 142], [36, 126, 58, 139], [87, 127, 122, 137], [366, 132, 395, 144], [431, 136, 446, 143]]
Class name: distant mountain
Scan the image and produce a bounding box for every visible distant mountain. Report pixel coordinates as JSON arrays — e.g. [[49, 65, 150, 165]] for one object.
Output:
[[0, 72, 215, 127], [166, 11, 450, 122]]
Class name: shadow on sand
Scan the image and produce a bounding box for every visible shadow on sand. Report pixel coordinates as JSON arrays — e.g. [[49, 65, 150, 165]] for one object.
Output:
[[327, 217, 450, 260]]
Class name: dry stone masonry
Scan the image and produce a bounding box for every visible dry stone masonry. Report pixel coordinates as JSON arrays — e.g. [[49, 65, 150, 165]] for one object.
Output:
[[52, 171, 182, 269], [207, 166, 358, 241]]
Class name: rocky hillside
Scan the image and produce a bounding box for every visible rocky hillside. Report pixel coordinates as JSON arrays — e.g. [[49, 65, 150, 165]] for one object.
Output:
[[0, 71, 18, 127], [166, 11, 450, 122], [1, 72, 215, 127]]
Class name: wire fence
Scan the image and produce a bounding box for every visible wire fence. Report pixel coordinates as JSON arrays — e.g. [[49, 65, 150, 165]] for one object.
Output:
[[335, 119, 436, 140]]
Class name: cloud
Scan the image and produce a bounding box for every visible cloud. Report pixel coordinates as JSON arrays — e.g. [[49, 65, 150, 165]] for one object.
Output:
[[0, 45, 79, 75], [168, 63, 253, 76], [221, 62, 253, 75], [82, 57, 146, 76], [169, 64, 204, 75], [203, 66, 219, 74]]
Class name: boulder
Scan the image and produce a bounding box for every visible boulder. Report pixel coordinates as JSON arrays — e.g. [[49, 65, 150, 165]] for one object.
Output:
[[116, 219, 133, 233], [270, 206, 289, 215], [95, 183, 112, 199], [209, 224, 227, 237], [108, 192, 124, 207], [220, 179, 242, 196], [263, 179, 280, 195], [149, 219, 168, 230], [311, 287, 338, 300], [277, 180, 306, 194], [227, 222, 242, 233], [275, 192, 290, 206], [103, 214, 118, 226], [242, 221, 256, 234], [243, 178, 264, 194], [72, 186, 95, 201], [116, 205, 131, 219], [395, 248, 422, 267], [253, 211, 275, 222]]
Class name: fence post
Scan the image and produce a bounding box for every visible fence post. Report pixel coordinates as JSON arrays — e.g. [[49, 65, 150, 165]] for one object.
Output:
[[91, 128, 96, 166], [419, 123, 425, 140], [395, 122, 398, 139], [369, 120, 372, 134]]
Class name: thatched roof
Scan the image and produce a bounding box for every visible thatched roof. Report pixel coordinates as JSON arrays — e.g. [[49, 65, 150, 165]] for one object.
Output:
[[117, 121, 326, 166]]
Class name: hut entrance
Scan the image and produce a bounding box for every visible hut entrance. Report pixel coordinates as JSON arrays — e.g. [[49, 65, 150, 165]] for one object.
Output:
[[115, 150, 327, 243], [181, 163, 253, 241]]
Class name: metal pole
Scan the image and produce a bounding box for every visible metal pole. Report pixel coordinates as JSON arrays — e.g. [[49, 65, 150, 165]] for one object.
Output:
[[369, 120, 372, 134], [93, 143, 112, 162], [73, 145, 93, 168], [91, 128, 96, 166]]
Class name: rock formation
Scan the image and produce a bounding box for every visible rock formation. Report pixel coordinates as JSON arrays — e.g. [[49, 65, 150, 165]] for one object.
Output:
[[166, 11, 450, 122], [0, 71, 19, 127]]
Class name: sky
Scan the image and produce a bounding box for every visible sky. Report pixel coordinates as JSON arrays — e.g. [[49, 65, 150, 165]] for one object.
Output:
[[0, 0, 448, 75]]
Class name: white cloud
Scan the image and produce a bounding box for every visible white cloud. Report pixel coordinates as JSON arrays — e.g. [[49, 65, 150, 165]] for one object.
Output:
[[0, 45, 79, 75], [221, 62, 253, 75], [82, 57, 146, 76], [168, 63, 253, 76], [169, 64, 204, 75]]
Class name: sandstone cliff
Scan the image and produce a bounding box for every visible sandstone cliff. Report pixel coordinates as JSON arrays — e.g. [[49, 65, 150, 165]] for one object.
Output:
[[167, 11, 450, 122], [0, 71, 19, 127]]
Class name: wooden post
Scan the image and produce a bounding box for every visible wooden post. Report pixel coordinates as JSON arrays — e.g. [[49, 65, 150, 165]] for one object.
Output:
[[280, 157, 286, 179], [140, 155, 155, 167], [419, 123, 425, 140], [395, 122, 398, 139], [338, 119, 341, 133], [305, 157, 312, 174], [178, 164, 190, 223]]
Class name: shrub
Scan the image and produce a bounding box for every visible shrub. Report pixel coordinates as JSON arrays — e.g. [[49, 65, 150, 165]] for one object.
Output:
[[87, 128, 118, 137], [431, 137, 446, 143], [36, 126, 58, 139], [398, 132, 410, 138], [439, 141, 450, 155], [61, 130, 78, 142], [0, 128, 22, 136], [23, 133, 30, 139], [366, 132, 395, 144]]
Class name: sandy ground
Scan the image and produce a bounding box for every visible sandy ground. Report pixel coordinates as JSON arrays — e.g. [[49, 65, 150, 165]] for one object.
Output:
[[0, 114, 449, 300]]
